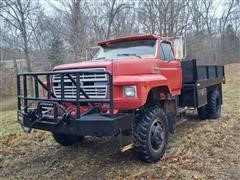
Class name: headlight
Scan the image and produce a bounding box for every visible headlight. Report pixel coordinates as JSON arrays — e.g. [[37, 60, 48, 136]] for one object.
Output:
[[123, 86, 137, 97]]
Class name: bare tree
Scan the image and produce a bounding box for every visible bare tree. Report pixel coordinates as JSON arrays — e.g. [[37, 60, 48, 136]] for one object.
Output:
[[1, 0, 40, 72], [112, 5, 138, 37], [138, 0, 158, 34], [1, 0, 41, 95], [51, 0, 87, 62], [139, 0, 191, 36], [105, 0, 131, 39], [219, 0, 236, 34], [87, 0, 131, 40]]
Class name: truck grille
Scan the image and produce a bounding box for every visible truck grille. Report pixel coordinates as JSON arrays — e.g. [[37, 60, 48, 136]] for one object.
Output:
[[52, 68, 108, 99]]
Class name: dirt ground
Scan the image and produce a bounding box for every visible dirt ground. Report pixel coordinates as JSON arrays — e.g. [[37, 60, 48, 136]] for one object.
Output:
[[0, 63, 239, 179]]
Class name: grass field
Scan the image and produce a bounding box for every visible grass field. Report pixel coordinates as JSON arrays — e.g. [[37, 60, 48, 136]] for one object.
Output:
[[0, 63, 239, 179]]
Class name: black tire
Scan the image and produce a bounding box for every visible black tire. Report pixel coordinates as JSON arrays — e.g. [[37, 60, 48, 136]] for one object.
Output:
[[52, 133, 84, 146], [207, 89, 221, 119], [133, 105, 169, 163], [197, 105, 208, 120]]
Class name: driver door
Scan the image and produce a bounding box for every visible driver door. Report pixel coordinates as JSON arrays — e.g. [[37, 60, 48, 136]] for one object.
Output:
[[158, 41, 182, 94]]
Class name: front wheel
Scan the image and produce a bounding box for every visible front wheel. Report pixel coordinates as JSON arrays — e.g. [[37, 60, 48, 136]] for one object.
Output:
[[133, 106, 169, 163]]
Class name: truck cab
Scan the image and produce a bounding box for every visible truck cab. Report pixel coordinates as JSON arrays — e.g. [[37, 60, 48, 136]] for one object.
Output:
[[17, 34, 225, 163], [53, 35, 182, 110]]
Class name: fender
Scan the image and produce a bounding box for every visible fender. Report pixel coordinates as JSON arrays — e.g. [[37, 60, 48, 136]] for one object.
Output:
[[113, 74, 177, 110]]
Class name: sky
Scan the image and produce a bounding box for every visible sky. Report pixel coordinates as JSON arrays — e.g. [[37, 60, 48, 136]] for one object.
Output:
[[214, 0, 225, 17], [39, 0, 226, 18]]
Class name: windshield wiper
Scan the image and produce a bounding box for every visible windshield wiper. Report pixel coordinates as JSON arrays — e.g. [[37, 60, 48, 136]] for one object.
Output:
[[117, 53, 142, 58], [95, 57, 106, 60]]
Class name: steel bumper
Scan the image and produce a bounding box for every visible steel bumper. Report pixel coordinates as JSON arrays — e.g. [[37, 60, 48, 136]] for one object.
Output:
[[20, 112, 134, 136]]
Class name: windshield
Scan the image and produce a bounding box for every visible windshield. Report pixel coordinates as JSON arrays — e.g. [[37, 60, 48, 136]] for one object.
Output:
[[93, 39, 157, 60]]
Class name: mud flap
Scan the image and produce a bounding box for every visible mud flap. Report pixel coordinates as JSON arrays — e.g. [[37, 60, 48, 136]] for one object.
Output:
[[166, 112, 176, 134]]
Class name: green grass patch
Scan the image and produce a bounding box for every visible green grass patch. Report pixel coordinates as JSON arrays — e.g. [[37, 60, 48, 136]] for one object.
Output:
[[0, 110, 21, 136], [0, 96, 17, 112], [0, 96, 19, 136]]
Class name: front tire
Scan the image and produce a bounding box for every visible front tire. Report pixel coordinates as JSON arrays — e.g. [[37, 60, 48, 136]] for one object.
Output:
[[133, 106, 169, 163], [52, 133, 84, 146]]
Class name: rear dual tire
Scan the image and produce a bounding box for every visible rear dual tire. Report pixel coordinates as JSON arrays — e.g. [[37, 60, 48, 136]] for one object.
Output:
[[197, 105, 208, 120], [207, 90, 221, 119], [197, 89, 221, 120]]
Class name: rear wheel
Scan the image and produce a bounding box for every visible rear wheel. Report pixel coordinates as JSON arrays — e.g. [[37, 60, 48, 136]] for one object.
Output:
[[52, 133, 84, 146], [133, 106, 169, 163], [207, 89, 221, 119]]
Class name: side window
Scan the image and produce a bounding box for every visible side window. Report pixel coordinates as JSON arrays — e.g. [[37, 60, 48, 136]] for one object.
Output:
[[160, 42, 174, 60]]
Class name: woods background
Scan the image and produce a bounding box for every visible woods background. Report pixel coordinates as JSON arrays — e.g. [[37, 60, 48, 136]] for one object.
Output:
[[0, 0, 240, 97]]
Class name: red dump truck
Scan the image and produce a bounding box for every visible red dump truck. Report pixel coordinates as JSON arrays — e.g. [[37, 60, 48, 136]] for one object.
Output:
[[17, 34, 225, 163]]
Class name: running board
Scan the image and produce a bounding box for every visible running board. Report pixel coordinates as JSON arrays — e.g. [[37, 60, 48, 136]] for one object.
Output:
[[177, 107, 187, 114], [176, 107, 187, 124]]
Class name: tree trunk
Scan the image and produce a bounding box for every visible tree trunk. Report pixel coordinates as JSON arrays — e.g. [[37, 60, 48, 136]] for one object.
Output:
[[13, 58, 18, 75], [17, 0, 33, 95], [106, 0, 116, 39], [73, 0, 81, 62]]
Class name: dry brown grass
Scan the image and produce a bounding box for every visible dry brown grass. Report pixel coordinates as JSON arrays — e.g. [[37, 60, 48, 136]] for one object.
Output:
[[0, 63, 239, 179]]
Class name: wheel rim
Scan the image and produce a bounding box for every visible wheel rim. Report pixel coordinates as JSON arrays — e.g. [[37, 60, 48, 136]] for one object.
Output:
[[149, 118, 165, 152]]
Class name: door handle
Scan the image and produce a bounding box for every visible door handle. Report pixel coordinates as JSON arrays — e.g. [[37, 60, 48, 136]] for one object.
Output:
[[153, 66, 160, 71], [169, 60, 181, 67]]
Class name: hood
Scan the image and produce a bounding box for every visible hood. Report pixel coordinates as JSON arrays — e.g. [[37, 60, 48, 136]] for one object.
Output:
[[52, 60, 113, 71], [113, 58, 158, 75], [52, 58, 158, 76]]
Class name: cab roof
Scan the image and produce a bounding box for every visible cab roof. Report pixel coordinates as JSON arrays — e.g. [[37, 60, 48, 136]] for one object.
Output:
[[97, 34, 163, 46]]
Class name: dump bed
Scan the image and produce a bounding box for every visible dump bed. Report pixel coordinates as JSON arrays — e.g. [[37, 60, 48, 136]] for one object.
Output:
[[180, 59, 225, 108], [181, 59, 225, 84]]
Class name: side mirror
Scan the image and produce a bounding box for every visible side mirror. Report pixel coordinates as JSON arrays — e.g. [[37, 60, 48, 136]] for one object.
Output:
[[173, 37, 186, 60]]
